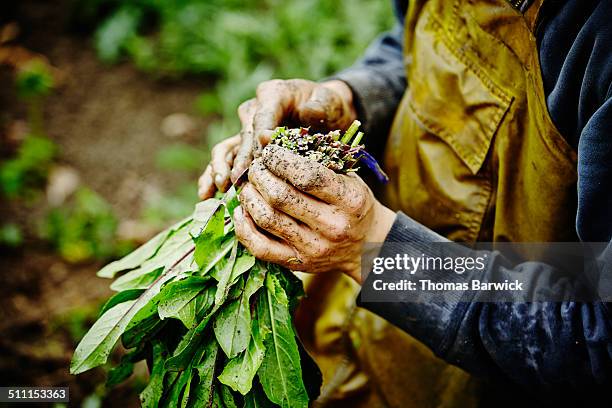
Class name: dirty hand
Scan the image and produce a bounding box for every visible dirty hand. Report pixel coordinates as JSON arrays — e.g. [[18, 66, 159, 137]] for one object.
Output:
[[234, 144, 395, 284], [198, 79, 357, 199]]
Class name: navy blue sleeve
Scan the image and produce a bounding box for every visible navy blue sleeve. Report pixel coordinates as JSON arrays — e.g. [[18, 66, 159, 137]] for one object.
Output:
[[358, 213, 612, 390]]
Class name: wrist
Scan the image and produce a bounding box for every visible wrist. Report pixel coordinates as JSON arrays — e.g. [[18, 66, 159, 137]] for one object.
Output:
[[346, 203, 395, 285], [370, 201, 396, 243]]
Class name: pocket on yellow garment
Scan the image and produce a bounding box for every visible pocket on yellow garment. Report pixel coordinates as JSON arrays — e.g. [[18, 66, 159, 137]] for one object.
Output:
[[384, 10, 514, 241], [407, 13, 512, 174]]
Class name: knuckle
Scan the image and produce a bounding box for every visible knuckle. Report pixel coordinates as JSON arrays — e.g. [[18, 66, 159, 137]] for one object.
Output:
[[327, 218, 351, 242], [249, 158, 265, 173], [312, 243, 331, 258], [347, 188, 369, 214], [253, 110, 273, 128], [237, 99, 254, 116], [285, 78, 305, 90], [254, 206, 277, 230], [257, 79, 284, 95], [247, 160, 265, 183], [267, 185, 292, 208], [211, 143, 227, 158], [239, 126, 253, 139], [198, 177, 209, 190], [294, 167, 327, 192]]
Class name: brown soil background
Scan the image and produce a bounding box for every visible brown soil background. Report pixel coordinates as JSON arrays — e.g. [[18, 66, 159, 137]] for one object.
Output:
[[1, 1, 211, 405]]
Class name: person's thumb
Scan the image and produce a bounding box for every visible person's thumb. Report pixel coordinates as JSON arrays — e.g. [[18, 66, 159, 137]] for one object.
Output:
[[297, 85, 347, 130]]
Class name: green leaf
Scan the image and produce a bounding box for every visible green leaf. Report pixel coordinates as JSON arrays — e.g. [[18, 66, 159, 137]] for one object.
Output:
[[180, 374, 193, 408], [111, 266, 164, 291], [256, 274, 308, 408], [106, 356, 135, 388], [245, 263, 267, 296], [157, 276, 209, 327], [140, 341, 169, 408], [226, 276, 246, 301], [164, 337, 207, 408], [98, 218, 190, 278], [98, 230, 165, 278], [213, 294, 249, 359], [110, 225, 195, 291], [99, 289, 144, 317], [214, 263, 266, 360], [230, 250, 255, 283], [211, 387, 224, 408], [71, 246, 191, 374], [106, 343, 147, 387], [220, 384, 238, 408], [121, 291, 165, 349], [214, 240, 239, 307], [192, 338, 220, 407], [194, 286, 217, 320], [211, 248, 254, 286], [193, 198, 222, 223], [194, 204, 226, 270], [243, 381, 275, 408], [224, 186, 240, 216], [201, 237, 236, 276], [275, 266, 305, 314], [175, 285, 216, 330], [165, 308, 219, 372], [164, 368, 192, 408], [70, 300, 137, 375], [107, 346, 149, 387], [218, 300, 270, 394]]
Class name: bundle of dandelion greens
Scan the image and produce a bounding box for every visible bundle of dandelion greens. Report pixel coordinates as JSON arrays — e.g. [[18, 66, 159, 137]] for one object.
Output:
[[70, 120, 385, 407]]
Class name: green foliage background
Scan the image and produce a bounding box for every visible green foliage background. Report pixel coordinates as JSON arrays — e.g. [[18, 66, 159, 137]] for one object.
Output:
[[0, 1, 394, 404], [80, 0, 394, 143], [1, 0, 393, 258]]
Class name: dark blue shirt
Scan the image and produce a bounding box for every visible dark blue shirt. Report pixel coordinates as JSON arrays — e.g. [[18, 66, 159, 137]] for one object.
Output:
[[334, 0, 612, 401]]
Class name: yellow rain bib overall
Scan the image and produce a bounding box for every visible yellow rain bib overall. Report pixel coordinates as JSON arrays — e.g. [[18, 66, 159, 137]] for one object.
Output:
[[297, 0, 578, 406]]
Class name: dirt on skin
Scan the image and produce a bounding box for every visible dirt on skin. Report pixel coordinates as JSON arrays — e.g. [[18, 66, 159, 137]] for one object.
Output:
[[0, 1, 211, 405]]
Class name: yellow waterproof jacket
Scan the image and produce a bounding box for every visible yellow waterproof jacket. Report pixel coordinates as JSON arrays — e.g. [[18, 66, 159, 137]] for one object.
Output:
[[297, 0, 578, 406]]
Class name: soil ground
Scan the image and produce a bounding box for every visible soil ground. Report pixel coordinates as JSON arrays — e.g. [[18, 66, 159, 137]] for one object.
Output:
[[0, 1, 211, 406]]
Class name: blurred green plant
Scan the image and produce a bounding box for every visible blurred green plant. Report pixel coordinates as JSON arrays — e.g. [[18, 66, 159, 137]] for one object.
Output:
[[16, 59, 55, 137], [74, 0, 392, 227], [154, 142, 207, 172], [15, 59, 55, 99], [141, 182, 197, 228], [0, 223, 23, 247], [53, 303, 102, 343], [1, 59, 57, 199], [0, 135, 56, 199], [136, 144, 209, 227], [40, 187, 129, 263], [80, 0, 393, 145]]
